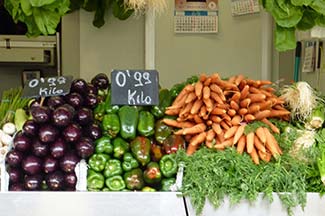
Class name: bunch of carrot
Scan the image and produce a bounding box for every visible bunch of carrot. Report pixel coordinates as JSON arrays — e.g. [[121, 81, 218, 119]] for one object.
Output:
[[162, 73, 289, 164]]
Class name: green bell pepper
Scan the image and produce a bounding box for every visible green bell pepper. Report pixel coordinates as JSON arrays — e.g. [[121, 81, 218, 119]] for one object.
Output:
[[104, 90, 119, 114], [103, 159, 123, 178], [88, 153, 110, 172], [170, 83, 185, 99], [105, 175, 126, 191], [159, 154, 178, 178], [124, 168, 145, 190], [162, 134, 185, 154], [87, 169, 105, 190], [101, 114, 120, 139], [130, 136, 151, 166], [94, 102, 105, 121], [150, 88, 173, 119], [155, 120, 172, 145], [137, 111, 155, 137], [118, 106, 139, 140], [161, 178, 176, 191], [95, 136, 113, 154], [143, 162, 162, 184], [122, 152, 139, 172], [142, 186, 156, 192], [113, 137, 129, 159]]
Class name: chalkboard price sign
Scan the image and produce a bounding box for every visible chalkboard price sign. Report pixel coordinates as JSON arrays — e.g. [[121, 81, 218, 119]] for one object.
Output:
[[111, 70, 159, 105], [22, 76, 73, 98]]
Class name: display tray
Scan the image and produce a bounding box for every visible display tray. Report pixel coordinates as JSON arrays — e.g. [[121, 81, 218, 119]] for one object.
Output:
[[0, 192, 186, 216], [185, 193, 325, 216]]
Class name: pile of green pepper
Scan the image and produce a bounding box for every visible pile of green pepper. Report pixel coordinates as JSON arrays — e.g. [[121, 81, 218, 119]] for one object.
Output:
[[87, 81, 200, 191]]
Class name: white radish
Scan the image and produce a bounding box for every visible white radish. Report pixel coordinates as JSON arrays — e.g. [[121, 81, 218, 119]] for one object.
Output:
[[1, 133, 13, 147], [2, 122, 16, 135]]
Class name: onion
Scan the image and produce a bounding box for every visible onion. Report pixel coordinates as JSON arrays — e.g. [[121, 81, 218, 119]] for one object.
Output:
[[2, 122, 16, 135], [1, 133, 14, 146]]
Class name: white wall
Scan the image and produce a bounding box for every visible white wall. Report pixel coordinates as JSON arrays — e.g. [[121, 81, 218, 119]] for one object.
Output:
[[78, 11, 145, 82], [155, 1, 263, 88]]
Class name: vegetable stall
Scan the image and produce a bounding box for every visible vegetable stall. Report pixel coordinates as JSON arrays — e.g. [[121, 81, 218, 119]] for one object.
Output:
[[0, 71, 325, 216]]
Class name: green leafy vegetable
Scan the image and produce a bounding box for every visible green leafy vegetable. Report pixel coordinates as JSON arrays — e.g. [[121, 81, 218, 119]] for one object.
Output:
[[310, 0, 325, 15], [275, 25, 296, 52], [290, 0, 312, 6]]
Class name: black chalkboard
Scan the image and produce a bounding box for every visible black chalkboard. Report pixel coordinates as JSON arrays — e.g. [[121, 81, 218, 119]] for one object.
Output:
[[111, 70, 159, 105], [22, 76, 73, 98]]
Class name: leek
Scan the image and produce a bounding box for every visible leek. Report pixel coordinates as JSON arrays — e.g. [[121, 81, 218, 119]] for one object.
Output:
[[305, 104, 325, 129], [317, 143, 325, 185]]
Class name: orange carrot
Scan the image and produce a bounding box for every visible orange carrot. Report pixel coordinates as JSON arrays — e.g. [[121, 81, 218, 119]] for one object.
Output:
[[217, 130, 225, 143], [205, 140, 214, 148], [234, 74, 245, 86], [258, 80, 273, 86], [228, 75, 237, 84], [237, 135, 246, 154], [199, 74, 208, 82], [199, 105, 208, 118], [227, 109, 236, 117], [185, 92, 197, 104], [254, 135, 266, 153], [210, 115, 222, 123], [203, 86, 211, 100], [244, 114, 255, 122], [220, 137, 234, 148], [206, 120, 213, 126], [216, 104, 230, 109], [179, 102, 193, 117], [169, 92, 187, 109], [248, 104, 260, 114], [195, 81, 203, 99], [193, 114, 204, 124], [220, 120, 230, 130], [186, 132, 206, 155], [258, 150, 271, 162], [254, 110, 271, 120], [240, 98, 251, 108], [238, 79, 247, 90], [212, 123, 222, 135], [252, 101, 272, 111], [240, 85, 250, 99], [263, 127, 281, 157], [165, 108, 181, 116], [233, 124, 246, 144], [261, 118, 280, 134], [162, 119, 195, 128], [231, 92, 241, 102], [206, 129, 215, 142], [204, 77, 212, 86], [247, 93, 266, 103], [255, 127, 266, 143], [221, 113, 231, 122], [174, 123, 207, 135], [262, 87, 276, 92], [211, 107, 226, 115], [231, 115, 242, 126], [230, 100, 239, 111], [210, 92, 224, 104], [210, 73, 221, 83], [238, 108, 248, 116], [249, 86, 262, 94], [224, 125, 239, 139], [215, 144, 225, 150], [246, 132, 255, 153], [249, 147, 260, 165], [268, 109, 290, 118], [190, 99, 203, 115], [203, 98, 214, 113]]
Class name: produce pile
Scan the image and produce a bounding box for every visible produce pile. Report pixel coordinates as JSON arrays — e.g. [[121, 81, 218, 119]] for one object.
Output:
[[163, 73, 289, 164]]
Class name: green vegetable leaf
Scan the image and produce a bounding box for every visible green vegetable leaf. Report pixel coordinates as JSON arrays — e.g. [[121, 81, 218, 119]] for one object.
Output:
[[29, 0, 56, 7], [296, 8, 317, 30], [4, 0, 22, 21], [275, 25, 296, 51], [43, 0, 71, 15], [82, 0, 98, 12], [93, 0, 109, 28], [33, 7, 60, 35], [316, 14, 325, 27], [290, 0, 312, 6], [112, 0, 134, 20], [20, 0, 32, 16], [310, 0, 325, 15], [272, 0, 303, 28]]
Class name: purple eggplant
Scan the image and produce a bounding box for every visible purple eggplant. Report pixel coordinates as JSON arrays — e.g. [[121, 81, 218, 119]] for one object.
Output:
[[43, 156, 59, 174], [70, 79, 88, 95], [50, 138, 67, 159], [8, 167, 22, 183], [65, 92, 84, 109], [31, 138, 49, 157], [22, 155, 42, 175], [86, 83, 98, 95], [9, 183, 25, 191], [24, 174, 42, 191], [38, 124, 59, 143], [84, 123, 102, 140], [13, 132, 32, 152], [75, 137, 94, 159], [91, 73, 109, 90], [46, 171, 65, 191], [30, 106, 51, 123], [52, 105, 74, 127], [46, 96, 65, 110], [64, 173, 77, 188], [6, 150, 24, 167], [62, 123, 82, 143], [84, 93, 98, 109], [22, 120, 39, 137], [75, 108, 93, 126], [60, 152, 80, 173]]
